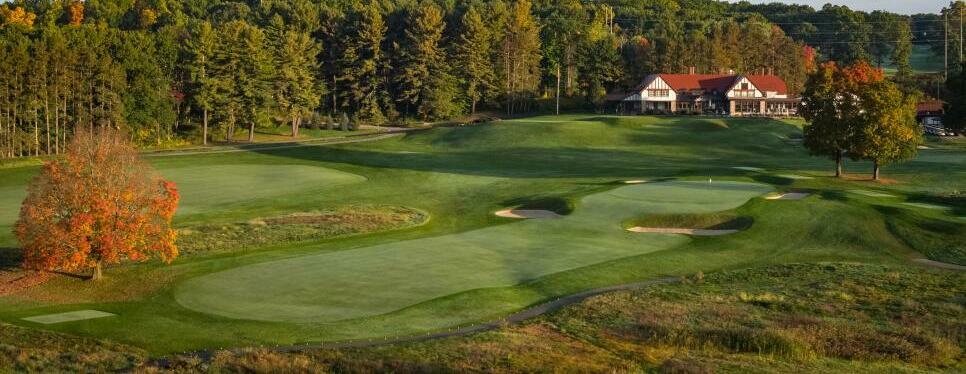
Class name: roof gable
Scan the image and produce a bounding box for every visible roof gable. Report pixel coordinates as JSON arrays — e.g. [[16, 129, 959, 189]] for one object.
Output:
[[744, 75, 788, 95], [657, 74, 736, 93]]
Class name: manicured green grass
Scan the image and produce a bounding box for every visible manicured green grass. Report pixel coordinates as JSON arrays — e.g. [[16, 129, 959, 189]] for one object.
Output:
[[174, 181, 769, 323], [0, 114, 962, 357]]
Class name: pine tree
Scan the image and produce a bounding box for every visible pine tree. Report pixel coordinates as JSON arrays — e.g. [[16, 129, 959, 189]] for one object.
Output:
[[339, 4, 388, 125], [396, 3, 447, 120], [274, 29, 321, 137], [456, 6, 496, 114], [186, 21, 217, 145]]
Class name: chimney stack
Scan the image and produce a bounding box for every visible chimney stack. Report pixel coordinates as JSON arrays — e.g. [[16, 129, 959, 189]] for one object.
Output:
[[689, 66, 696, 75]]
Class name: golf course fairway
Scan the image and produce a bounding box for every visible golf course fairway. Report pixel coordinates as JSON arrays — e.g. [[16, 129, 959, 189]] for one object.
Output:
[[175, 180, 771, 322]]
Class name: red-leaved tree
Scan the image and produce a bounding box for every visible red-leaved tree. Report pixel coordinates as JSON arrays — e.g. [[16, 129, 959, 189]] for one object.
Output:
[[15, 128, 179, 280]]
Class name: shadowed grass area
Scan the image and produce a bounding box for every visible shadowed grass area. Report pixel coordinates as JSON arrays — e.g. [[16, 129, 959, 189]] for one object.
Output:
[[624, 212, 753, 231], [155, 263, 964, 373], [881, 206, 966, 265]]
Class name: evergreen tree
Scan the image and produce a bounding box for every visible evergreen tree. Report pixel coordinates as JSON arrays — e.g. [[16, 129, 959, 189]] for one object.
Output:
[[186, 21, 217, 145], [339, 4, 388, 125], [456, 6, 496, 115], [274, 29, 321, 137]]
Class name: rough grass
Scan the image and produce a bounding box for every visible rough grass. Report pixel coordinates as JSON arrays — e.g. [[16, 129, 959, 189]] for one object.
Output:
[[176, 205, 428, 256], [153, 263, 963, 373], [0, 323, 145, 372], [625, 212, 753, 230]]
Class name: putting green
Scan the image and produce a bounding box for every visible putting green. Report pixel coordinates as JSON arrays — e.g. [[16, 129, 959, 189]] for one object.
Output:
[[175, 180, 771, 323], [0, 164, 366, 226]]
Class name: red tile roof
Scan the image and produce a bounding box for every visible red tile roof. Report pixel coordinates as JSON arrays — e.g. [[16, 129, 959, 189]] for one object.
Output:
[[657, 74, 735, 93], [916, 100, 944, 113], [744, 75, 788, 95]]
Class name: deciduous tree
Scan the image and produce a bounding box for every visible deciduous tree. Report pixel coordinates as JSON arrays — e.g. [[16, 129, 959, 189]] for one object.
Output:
[[15, 127, 179, 280]]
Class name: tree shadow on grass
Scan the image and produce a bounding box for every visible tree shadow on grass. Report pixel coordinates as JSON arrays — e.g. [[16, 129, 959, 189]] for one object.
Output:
[[0, 247, 22, 272], [751, 174, 794, 186], [819, 190, 849, 202]]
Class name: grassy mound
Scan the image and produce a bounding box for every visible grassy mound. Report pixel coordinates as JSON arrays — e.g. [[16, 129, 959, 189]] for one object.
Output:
[[176, 205, 428, 256], [162, 263, 963, 373], [625, 212, 753, 231], [881, 207, 966, 265]]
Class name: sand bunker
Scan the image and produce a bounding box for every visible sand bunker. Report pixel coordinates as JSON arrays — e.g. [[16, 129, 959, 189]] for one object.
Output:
[[627, 227, 739, 236], [494, 209, 563, 219], [732, 166, 765, 172], [849, 190, 896, 198], [623, 180, 647, 184], [22, 310, 115, 324], [776, 174, 814, 180], [765, 192, 810, 200]]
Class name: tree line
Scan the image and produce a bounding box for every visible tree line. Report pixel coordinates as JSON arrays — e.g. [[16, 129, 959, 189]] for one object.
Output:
[[0, 0, 924, 158]]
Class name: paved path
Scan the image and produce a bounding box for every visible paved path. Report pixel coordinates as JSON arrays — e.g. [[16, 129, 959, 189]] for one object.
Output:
[[912, 258, 966, 271], [151, 277, 679, 367]]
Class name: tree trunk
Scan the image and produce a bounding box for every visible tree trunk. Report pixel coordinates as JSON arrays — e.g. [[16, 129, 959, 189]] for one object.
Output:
[[44, 99, 50, 155], [873, 160, 880, 181], [91, 261, 102, 281], [556, 65, 561, 116], [291, 117, 298, 137], [835, 150, 844, 178], [248, 122, 255, 143], [202, 108, 208, 146]]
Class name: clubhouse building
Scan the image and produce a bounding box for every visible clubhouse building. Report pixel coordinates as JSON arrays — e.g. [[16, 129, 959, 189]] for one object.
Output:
[[611, 69, 800, 117]]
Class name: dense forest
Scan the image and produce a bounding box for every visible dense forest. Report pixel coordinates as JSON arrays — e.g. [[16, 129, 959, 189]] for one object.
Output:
[[0, 0, 954, 157]]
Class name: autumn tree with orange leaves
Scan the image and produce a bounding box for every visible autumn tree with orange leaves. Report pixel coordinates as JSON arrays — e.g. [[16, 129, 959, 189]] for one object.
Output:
[[801, 61, 884, 177], [15, 128, 179, 280]]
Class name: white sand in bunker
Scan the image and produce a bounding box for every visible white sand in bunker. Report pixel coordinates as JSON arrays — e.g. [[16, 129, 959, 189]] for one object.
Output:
[[623, 180, 647, 184], [765, 192, 810, 200], [494, 209, 563, 219], [732, 166, 765, 172], [626, 227, 739, 236]]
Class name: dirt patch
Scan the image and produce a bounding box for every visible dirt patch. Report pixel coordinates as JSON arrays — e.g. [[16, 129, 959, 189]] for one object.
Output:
[[494, 209, 563, 219]]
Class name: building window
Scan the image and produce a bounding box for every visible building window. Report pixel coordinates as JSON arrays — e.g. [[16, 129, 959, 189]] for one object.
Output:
[[648, 89, 670, 97], [735, 101, 759, 113]]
